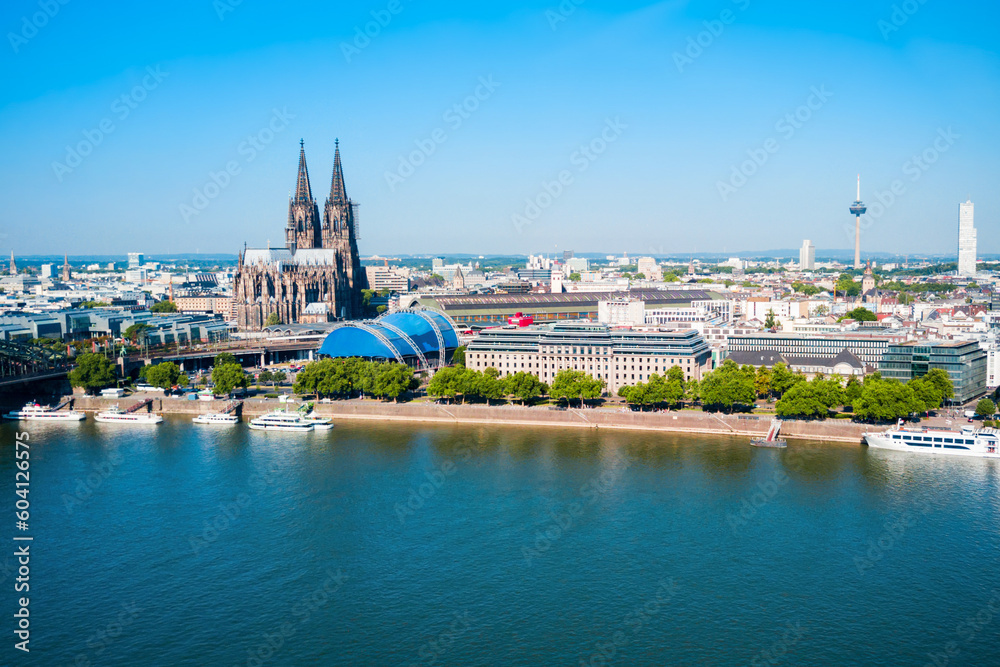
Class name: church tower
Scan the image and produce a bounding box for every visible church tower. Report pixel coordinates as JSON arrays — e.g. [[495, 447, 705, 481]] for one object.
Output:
[[286, 140, 322, 251], [322, 140, 367, 317]]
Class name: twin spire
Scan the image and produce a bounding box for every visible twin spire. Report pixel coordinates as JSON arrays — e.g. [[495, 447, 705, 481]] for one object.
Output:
[[293, 139, 347, 204]]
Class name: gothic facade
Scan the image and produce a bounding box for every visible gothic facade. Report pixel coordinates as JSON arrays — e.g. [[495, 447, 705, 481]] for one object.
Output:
[[235, 140, 366, 329]]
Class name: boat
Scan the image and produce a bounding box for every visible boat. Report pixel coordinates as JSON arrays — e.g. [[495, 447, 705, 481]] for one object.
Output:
[[864, 420, 1000, 458], [751, 419, 787, 448], [3, 402, 86, 421], [300, 411, 334, 430], [192, 413, 239, 425], [248, 410, 315, 432], [95, 405, 164, 424]]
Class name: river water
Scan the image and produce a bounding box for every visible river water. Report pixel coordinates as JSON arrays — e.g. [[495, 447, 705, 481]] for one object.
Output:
[[1, 416, 998, 666]]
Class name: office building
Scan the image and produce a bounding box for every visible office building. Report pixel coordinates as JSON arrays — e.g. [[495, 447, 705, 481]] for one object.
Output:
[[958, 199, 976, 277], [128, 252, 144, 269], [466, 322, 713, 393], [727, 332, 904, 368], [799, 240, 815, 271], [880, 340, 987, 404]]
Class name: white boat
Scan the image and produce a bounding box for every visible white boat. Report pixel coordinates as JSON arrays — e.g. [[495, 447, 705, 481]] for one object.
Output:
[[95, 405, 164, 424], [300, 411, 334, 430], [3, 402, 86, 421], [248, 410, 314, 432], [864, 420, 1000, 458], [192, 413, 239, 425]]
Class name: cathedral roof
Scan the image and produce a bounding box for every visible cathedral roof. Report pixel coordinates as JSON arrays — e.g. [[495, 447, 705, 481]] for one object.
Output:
[[243, 248, 339, 267]]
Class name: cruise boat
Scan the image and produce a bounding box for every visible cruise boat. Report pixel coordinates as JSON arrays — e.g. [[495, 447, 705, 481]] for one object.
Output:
[[248, 410, 315, 432], [3, 402, 86, 421], [95, 405, 164, 424], [192, 413, 239, 425], [864, 421, 1000, 458], [300, 411, 334, 430]]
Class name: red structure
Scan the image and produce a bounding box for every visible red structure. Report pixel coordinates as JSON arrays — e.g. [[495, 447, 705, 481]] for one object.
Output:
[[507, 312, 534, 327]]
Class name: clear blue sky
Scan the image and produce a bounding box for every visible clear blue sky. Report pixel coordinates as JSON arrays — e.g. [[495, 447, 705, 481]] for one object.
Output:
[[2, 0, 997, 257]]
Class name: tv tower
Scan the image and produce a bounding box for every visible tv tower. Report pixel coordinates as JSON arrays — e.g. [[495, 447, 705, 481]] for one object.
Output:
[[849, 174, 867, 269]]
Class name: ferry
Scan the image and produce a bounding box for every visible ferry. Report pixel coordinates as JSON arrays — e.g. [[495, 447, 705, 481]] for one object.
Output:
[[248, 411, 315, 432], [864, 420, 1000, 458], [3, 402, 86, 421], [95, 405, 164, 424], [192, 413, 240, 425], [300, 411, 334, 430]]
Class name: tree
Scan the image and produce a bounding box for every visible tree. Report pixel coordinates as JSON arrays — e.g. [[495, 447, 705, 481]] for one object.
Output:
[[212, 363, 248, 396], [908, 375, 943, 413], [791, 282, 820, 296], [844, 376, 863, 408], [975, 398, 996, 418], [145, 362, 180, 391], [764, 310, 779, 330], [923, 368, 954, 402], [835, 274, 861, 297], [754, 366, 772, 400], [370, 363, 414, 402], [452, 345, 467, 367], [69, 353, 117, 393], [814, 305, 829, 316], [551, 369, 605, 407], [853, 378, 921, 422], [775, 382, 828, 418], [178, 374, 190, 388], [214, 352, 237, 368], [427, 366, 466, 403], [474, 367, 504, 403], [124, 322, 153, 344], [502, 371, 546, 404], [568, 272, 582, 282], [258, 369, 273, 386], [839, 307, 877, 322], [265, 313, 280, 326], [151, 300, 178, 313], [770, 362, 803, 397], [271, 370, 286, 387], [698, 360, 755, 412]]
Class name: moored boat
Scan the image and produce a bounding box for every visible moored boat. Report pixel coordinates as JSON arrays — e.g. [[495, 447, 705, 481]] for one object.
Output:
[[192, 413, 239, 425], [864, 420, 1000, 458], [3, 402, 86, 421], [248, 410, 314, 432], [95, 405, 164, 424]]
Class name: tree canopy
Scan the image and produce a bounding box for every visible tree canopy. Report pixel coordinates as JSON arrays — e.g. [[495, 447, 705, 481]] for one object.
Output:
[[69, 353, 117, 393], [144, 362, 180, 390], [293, 358, 415, 401], [699, 360, 755, 412], [212, 363, 248, 396], [618, 367, 686, 409], [839, 307, 877, 322], [852, 376, 921, 421], [975, 398, 996, 418], [550, 369, 605, 406], [150, 300, 178, 313]]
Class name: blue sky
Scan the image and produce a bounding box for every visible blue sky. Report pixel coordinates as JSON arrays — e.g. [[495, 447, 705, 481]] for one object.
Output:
[[1, 0, 998, 257]]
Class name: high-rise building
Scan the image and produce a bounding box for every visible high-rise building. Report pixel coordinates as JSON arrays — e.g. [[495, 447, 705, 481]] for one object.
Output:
[[799, 240, 815, 270], [234, 140, 366, 328], [958, 199, 976, 277], [40, 264, 53, 279], [128, 252, 144, 268]]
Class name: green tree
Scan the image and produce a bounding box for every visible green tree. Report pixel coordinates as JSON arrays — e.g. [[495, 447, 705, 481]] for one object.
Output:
[[853, 378, 921, 422], [839, 307, 877, 322], [568, 272, 582, 282], [754, 366, 772, 400], [145, 362, 180, 390], [124, 322, 152, 344], [214, 352, 237, 368], [370, 363, 414, 402], [68, 353, 117, 394], [551, 369, 605, 407], [258, 369, 273, 386], [775, 382, 828, 418], [698, 360, 755, 412], [908, 375, 943, 413], [764, 310, 779, 329], [663, 271, 680, 282], [212, 363, 248, 396], [975, 398, 996, 418], [502, 371, 547, 404], [271, 370, 286, 387], [264, 313, 280, 326], [474, 367, 505, 403], [844, 376, 863, 407], [452, 345, 467, 367], [150, 300, 178, 313], [923, 368, 954, 402], [427, 366, 466, 403], [835, 274, 861, 297], [770, 362, 803, 397]]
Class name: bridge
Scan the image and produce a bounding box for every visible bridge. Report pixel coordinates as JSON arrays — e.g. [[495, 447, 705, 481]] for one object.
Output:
[[133, 339, 319, 372], [0, 340, 71, 388]]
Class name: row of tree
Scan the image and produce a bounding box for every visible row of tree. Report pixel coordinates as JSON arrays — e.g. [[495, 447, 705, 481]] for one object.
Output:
[[427, 367, 606, 406], [292, 357, 416, 401]]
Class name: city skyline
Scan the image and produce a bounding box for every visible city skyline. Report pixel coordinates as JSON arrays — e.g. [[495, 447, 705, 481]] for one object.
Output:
[[2, 0, 998, 257]]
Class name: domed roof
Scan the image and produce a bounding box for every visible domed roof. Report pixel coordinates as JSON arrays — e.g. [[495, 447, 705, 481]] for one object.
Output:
[[317, 309, 457, 362]]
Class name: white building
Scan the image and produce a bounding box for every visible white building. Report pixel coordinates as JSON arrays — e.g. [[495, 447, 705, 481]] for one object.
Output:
[[799, 240, 815, 271], [40, 264, 53, 279], [636, 257, 660, 279], [599, 297, 645, 326], [958, 199, 977, 277], [128, 252, 144, 269]]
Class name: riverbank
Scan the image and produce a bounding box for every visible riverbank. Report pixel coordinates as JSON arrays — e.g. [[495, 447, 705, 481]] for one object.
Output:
[[64, 395, 870, 443]]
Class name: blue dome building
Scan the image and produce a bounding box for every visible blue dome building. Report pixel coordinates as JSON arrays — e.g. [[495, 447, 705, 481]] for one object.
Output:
[[317, 308, 459, 368]]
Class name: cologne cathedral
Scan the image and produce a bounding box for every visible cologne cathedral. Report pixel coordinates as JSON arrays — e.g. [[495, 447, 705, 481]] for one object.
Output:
[[235, 140, 366, 329]]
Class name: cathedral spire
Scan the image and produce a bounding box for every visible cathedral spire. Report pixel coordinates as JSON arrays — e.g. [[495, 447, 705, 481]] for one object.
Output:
[[294, 139, 314, 203], [329, 138, 347, 204]]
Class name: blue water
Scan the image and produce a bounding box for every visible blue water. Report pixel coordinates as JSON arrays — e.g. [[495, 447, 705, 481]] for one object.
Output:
[[1, 417, 999, 666]]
